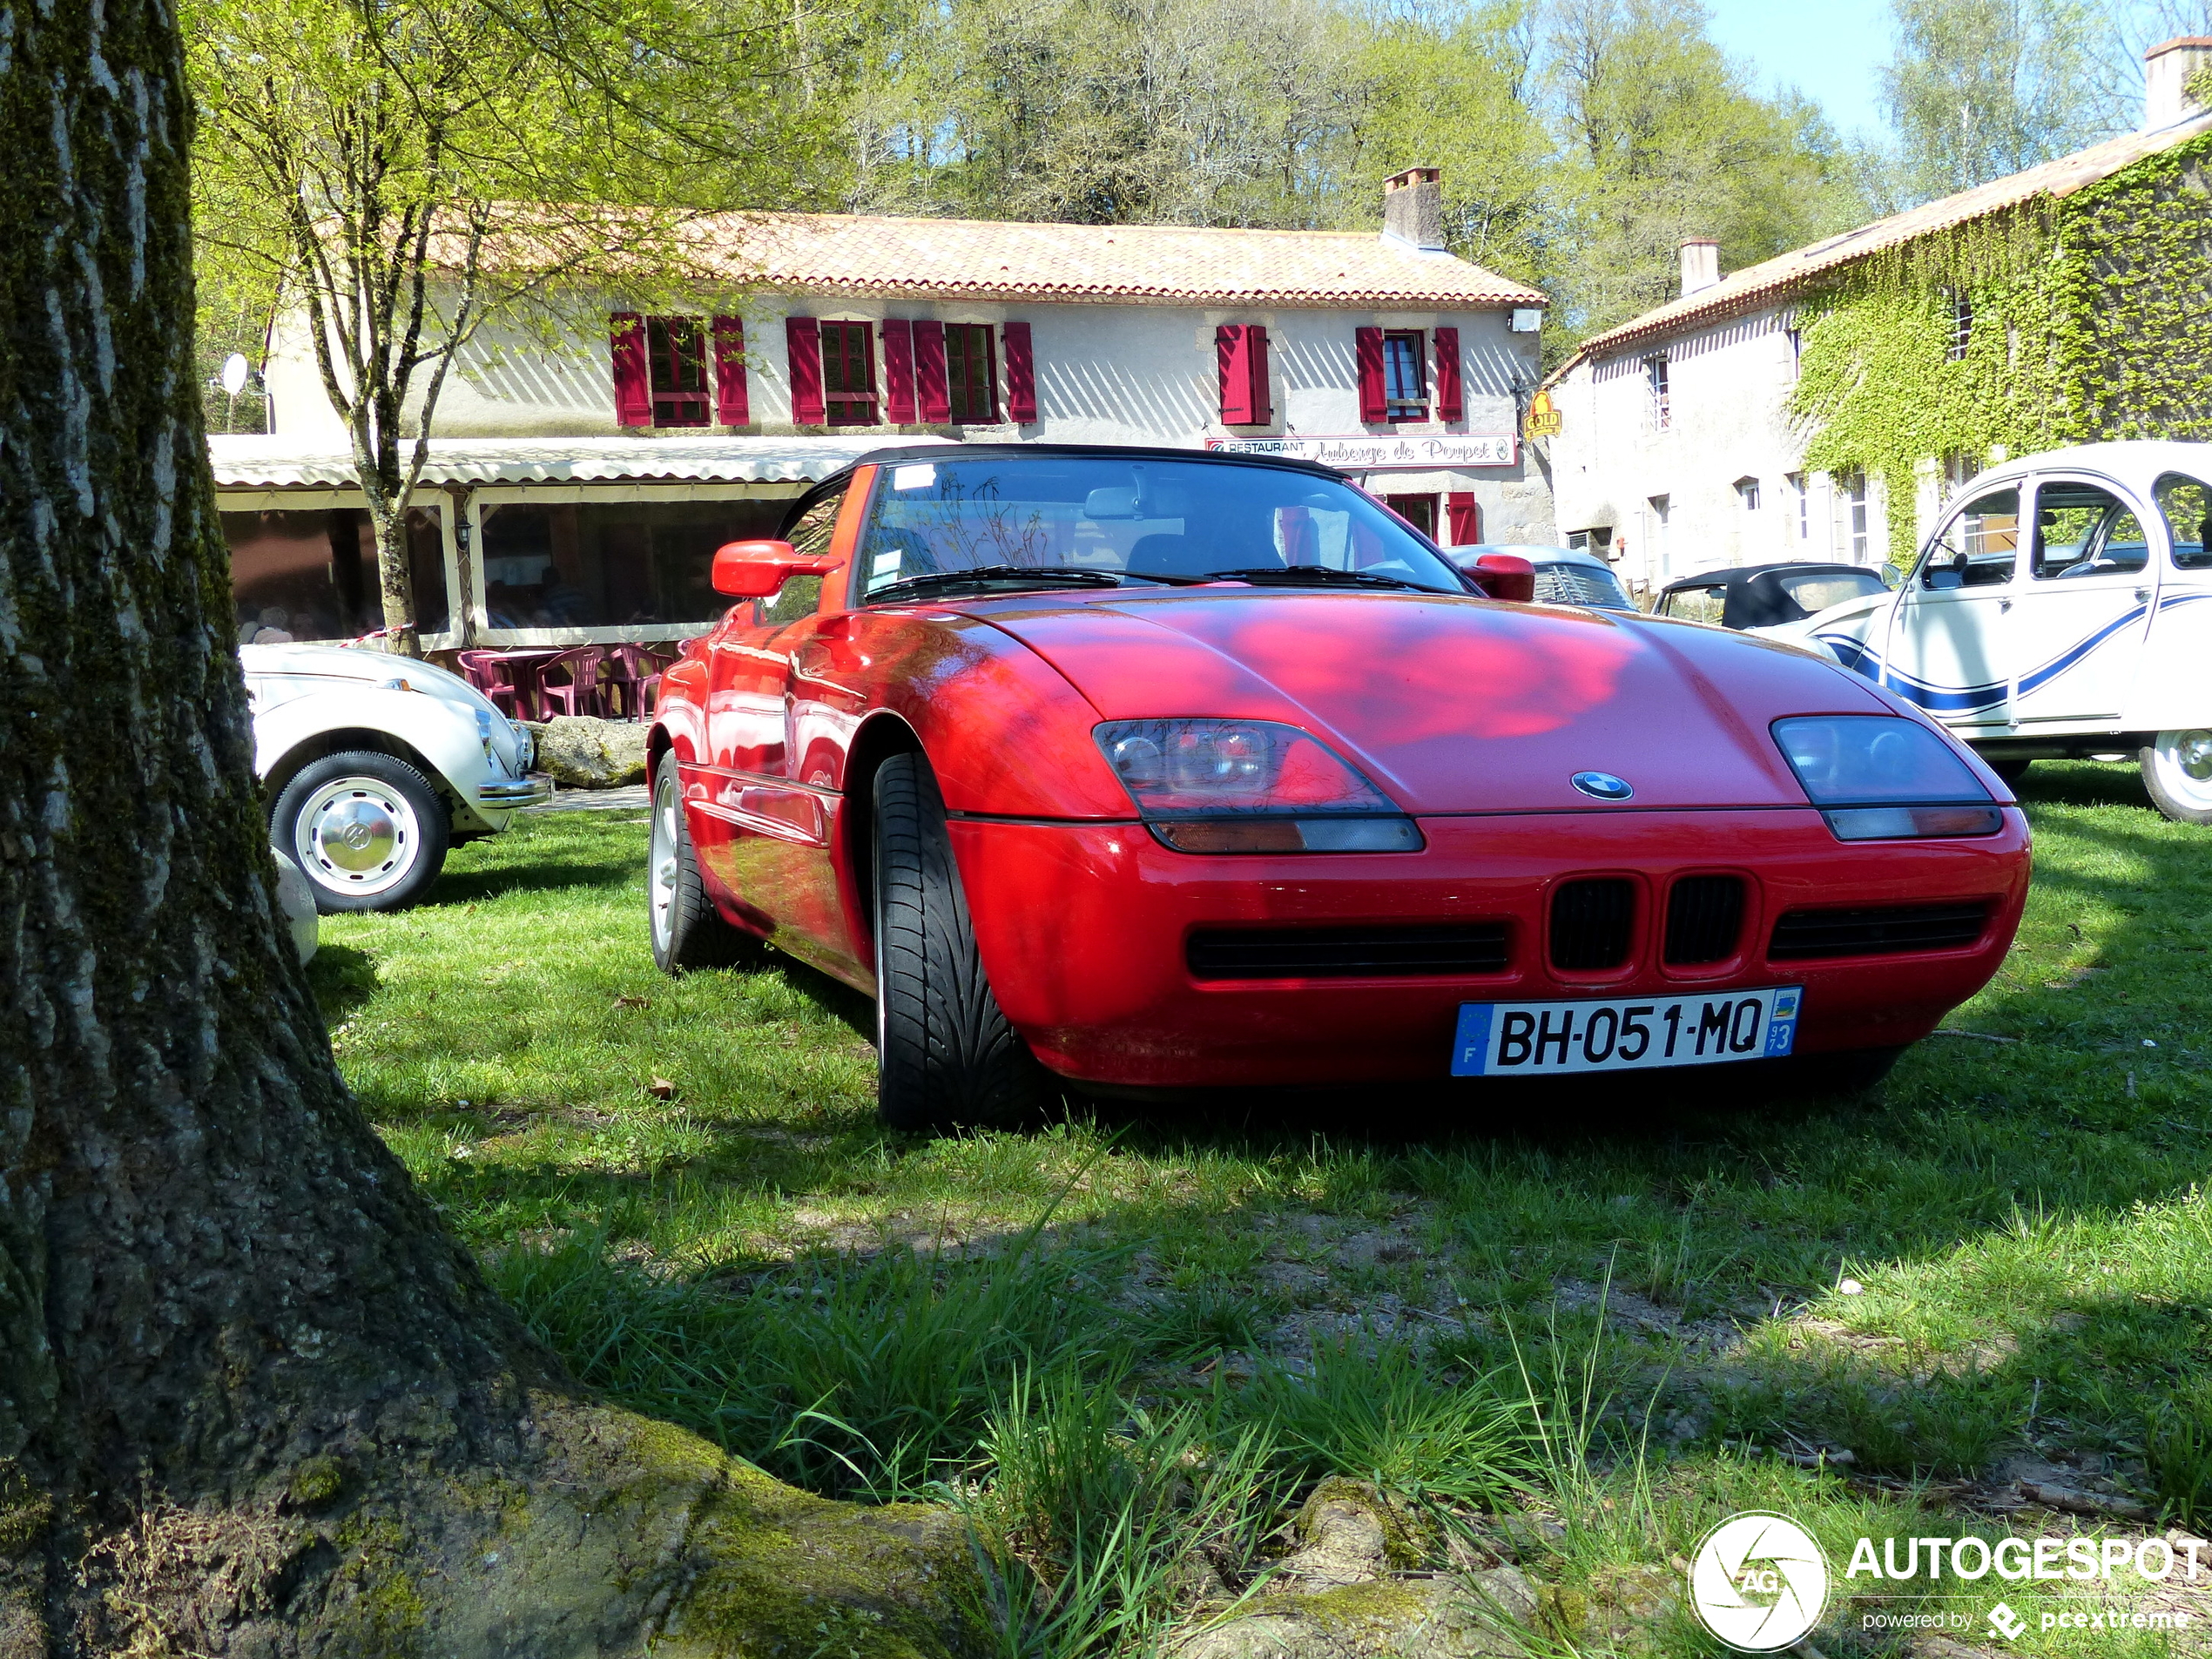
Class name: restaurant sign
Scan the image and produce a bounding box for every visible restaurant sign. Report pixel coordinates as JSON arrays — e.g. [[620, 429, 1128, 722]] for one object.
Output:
[[1202, 434, 1518, 469]]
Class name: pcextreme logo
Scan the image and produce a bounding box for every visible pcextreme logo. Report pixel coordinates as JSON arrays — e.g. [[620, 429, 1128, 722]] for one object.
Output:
[[1689, 1513, 1830, 1651]]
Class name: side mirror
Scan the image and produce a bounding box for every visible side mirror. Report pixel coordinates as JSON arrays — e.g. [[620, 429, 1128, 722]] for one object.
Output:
[[1467, 552, 1535, 604], [711, 539, 841, 598]]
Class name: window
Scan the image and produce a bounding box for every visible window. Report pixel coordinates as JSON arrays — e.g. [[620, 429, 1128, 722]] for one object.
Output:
[[475, 497, 786, 632], [1785, 326, 1804, 381], [1921, 488, 2019, 589], [1645, 357, 1670, 430], [1567, 528, 1612, 558], [2156, 472, 2212, 569], [225, 506, 449, 644], [1946, 290, 1973, 362], [945, 324, 997, 422], [1839, 470, 1870, 563], [1384, 494, 1438, 538], [2029, 482, 2148, 580], [646, 317, 711, 427], [1785, 471, 1809, 541], [1944, 452, 1977, 491], [1736, 476, 1762, 511], [1383, 332, 1427, 420], [1646, 494, 1671, 578], [1660, 584, 1725, 624], [819, 321, 878, 425]]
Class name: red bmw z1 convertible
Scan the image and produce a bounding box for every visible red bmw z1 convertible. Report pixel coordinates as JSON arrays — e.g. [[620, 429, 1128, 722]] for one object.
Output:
[[646, 445, 2030, 1130]]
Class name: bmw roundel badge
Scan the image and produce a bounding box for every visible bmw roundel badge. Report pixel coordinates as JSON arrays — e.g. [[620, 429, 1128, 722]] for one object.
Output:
[[1570, 771, 1634, 801]]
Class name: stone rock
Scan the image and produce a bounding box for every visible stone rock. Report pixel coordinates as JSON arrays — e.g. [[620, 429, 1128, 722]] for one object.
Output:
[[270, 849, 319, 962], [1173, 1567, 1539, 1659], [526, 716, 649, 788], [1273, 1479, 1424, 1588]]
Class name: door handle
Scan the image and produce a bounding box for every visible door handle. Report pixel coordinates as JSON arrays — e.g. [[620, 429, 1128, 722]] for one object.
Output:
[[2136, 586, 2154, 603], [2000, 598, 2013, 612]]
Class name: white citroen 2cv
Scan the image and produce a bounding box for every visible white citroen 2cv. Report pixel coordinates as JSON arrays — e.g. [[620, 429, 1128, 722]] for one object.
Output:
[[1777, 442, 2212, 823]]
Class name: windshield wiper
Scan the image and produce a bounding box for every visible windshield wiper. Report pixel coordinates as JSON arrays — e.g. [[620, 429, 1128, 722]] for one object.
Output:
[[1204, 566, 1430, 592], [869, 565, 1130, 602]]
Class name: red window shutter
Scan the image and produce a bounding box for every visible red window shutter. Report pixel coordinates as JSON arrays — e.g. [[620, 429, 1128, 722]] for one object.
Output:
[[1434, 327, 1463, 421], [610, 313, 651, 427], [1248, 324, 1272, 424], [1446, 492, 1480, 546], [712, 315, 748, 426], [1355, 327, 1386, 424], [786, 316, 824, 424], [1216, 325, 1252, 424], [882, 319, 916, 423], [914, 320, 950, 423], [1002, 320, 1036, 422]]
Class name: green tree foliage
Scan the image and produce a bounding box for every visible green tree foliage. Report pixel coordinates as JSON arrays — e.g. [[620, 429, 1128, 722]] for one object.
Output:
[[1878, 0, 2134, 200], [188, 0, 840, 652], [1541, 0, 1871, 335]]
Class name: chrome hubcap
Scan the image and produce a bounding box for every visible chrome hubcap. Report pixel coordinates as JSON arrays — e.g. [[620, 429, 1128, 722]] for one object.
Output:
[[651, 786, 678, 945], [2175, 730, 2212, 783], [298, 779, 417, 894]]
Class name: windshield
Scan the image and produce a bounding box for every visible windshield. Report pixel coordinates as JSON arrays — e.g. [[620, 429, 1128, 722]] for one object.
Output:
[[853, 456, 1470, 599], [1775, 570, 1888, 612]]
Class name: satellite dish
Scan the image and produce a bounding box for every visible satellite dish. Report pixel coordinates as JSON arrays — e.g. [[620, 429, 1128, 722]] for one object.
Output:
[[219, 352, 250, 395]]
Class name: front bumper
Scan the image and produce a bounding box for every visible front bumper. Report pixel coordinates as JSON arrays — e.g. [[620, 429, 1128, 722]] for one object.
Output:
[[950, 806, 2031, 1089], [477, 771, 555, 812]]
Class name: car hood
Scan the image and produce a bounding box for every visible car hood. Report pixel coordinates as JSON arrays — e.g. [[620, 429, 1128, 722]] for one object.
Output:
[[973, 590, 1898, 813], [241, 642, 490, 716]]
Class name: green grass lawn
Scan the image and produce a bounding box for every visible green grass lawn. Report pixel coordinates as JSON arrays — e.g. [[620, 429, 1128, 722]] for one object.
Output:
[[311, 763, 2212, 1656]]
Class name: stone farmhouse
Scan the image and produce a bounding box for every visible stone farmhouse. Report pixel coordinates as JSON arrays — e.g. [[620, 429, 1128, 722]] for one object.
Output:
[[1544, 38, 2212, 599]]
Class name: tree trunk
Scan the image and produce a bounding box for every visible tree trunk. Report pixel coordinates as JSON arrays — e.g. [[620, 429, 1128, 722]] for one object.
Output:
[[0, 2, 974, 1652], [368, 492, 426, 659]]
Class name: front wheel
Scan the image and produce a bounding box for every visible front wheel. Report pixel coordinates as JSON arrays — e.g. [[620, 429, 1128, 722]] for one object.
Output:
[[2141, 730, 2212, 824], [271, 751, 449, 913], [871, 752, 1051, 1133]]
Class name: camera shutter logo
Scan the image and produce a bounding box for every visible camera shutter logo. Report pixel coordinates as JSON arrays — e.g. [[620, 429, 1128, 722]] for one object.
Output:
[[1688, 1512, 1830, 1651]]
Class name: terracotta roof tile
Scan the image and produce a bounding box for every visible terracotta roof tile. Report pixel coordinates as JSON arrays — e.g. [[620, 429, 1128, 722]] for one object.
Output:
[[658, 211, 1548, 308], [1561, 111, 2212, 369]]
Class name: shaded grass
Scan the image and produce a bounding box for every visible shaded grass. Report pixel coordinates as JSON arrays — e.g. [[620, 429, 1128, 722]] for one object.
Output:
[[314, 763, 2212, 1654]]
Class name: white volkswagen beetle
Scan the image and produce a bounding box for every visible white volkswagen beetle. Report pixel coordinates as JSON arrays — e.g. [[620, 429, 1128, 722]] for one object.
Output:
[[1770, 442, 2212, 823], [243, 644, 550, 910]]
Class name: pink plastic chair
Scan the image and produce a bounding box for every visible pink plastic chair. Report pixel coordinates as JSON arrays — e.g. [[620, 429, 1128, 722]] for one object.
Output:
[[455, 650, 522, 718], [602, 644, 676, 720], [535, 646, 608, 718]]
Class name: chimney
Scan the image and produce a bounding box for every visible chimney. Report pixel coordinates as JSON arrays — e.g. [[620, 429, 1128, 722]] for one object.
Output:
[[2144, 37, 2212, 129], [1382, 167, 1446, 253], [1679, 237, 1720, 298]]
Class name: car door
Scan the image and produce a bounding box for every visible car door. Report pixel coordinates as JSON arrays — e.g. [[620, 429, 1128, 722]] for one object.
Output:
[[1882, 483, 2020, 732], [695, 483, 849, 940], [2005, 474, 2157, 729]]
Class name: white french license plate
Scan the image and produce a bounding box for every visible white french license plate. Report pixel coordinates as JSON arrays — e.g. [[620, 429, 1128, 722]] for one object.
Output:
[[1451, 986, 1802, 1077]]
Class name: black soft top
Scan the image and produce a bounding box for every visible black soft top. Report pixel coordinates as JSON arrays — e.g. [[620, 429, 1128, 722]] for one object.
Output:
[[1657, 562, 1888, 630]]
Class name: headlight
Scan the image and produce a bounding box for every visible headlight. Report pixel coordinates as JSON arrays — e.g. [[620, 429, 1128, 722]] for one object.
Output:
[[1095, 718, 1421, 853], [1772, 716, 2002, 841], [475, 708, 497, 765]]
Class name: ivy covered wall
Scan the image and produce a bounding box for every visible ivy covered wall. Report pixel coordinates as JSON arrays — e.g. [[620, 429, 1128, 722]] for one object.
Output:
[[1790, 129, 2212, 565]]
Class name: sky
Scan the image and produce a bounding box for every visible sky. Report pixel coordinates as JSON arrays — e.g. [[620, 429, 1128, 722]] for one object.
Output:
[[1702, 0, 1893, 139]]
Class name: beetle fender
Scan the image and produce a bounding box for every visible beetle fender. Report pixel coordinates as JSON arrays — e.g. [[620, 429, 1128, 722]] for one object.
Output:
[[254, 686, 486, 810]]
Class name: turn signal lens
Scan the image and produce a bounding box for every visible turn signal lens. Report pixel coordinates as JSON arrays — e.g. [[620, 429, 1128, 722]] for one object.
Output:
[[1824, 806, 2005, 840], [1150, 818, 1425, 853]]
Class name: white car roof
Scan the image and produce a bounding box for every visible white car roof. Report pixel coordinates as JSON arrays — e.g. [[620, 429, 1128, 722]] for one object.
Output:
[[1965, 441, 2212, 496]]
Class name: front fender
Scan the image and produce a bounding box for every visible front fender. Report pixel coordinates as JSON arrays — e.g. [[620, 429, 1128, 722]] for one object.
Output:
[[254, 686, 487, 802]]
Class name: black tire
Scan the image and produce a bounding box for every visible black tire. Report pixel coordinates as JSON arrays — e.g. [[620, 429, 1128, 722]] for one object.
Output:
[[871, 752, 1051, 1132], [648, 752, 764, 972], [1984, 757, 2033, 787], [2141, 730, 2212, 825], [272, 750, 449, 914]]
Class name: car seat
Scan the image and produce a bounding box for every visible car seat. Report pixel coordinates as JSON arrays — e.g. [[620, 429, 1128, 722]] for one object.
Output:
[[1125, 532, 1223, 580]]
